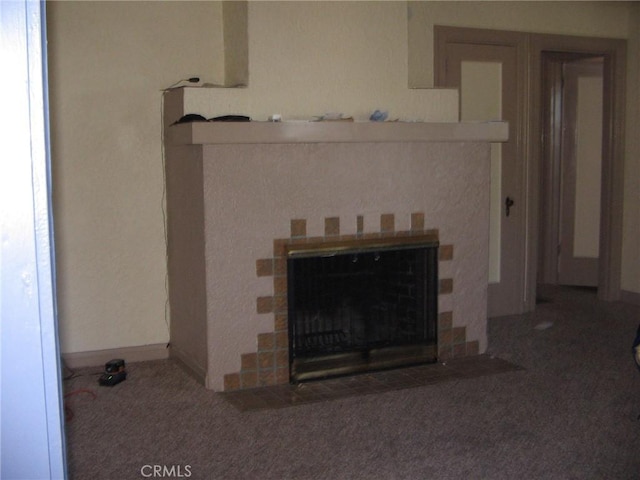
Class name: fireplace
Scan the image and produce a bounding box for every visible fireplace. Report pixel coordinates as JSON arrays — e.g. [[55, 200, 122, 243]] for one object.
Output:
[[162, 88, 507, 392], [287, 235, 439, 382]]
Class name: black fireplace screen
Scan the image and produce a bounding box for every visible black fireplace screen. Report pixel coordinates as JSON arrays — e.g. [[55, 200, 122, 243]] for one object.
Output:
[[287, 237, 438, 382]]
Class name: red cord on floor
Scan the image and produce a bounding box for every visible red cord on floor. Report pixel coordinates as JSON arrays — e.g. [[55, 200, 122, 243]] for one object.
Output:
[[64, 389, 97, 422]]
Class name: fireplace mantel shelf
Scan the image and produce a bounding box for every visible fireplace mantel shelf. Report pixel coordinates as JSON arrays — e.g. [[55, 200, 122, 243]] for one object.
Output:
[[167, 120, 508, 145]]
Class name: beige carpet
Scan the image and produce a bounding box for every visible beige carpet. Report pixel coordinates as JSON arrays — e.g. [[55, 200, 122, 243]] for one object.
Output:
[[63, 285, 640, 479]]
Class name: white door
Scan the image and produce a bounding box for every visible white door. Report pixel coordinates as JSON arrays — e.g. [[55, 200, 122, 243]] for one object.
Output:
[[438, 40, 527, 317]]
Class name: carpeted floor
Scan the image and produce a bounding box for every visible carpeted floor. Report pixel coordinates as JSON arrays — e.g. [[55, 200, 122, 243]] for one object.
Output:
[[63, 285, 640, 479]]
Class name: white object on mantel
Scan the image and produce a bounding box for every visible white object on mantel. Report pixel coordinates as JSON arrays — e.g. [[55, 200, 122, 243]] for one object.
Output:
[[166, 120, 509, 146]]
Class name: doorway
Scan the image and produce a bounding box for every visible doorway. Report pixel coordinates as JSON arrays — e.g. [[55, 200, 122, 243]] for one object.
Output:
[[539, 54, 605, 288], [530, 34, 626, 303], [435, 26, 627, 315]]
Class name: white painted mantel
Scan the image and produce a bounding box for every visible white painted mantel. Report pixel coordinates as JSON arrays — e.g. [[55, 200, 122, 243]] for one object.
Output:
[[166, 120, 508, 145], [163, 96, 508, 391]]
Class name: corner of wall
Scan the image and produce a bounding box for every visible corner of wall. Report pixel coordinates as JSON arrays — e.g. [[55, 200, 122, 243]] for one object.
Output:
[[163, 88, 186, 129], [407, 1, 435, 88], [222, 0, 249, 87]]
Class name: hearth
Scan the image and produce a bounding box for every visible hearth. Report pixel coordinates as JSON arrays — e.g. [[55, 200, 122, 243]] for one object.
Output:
[[287, 235, 438, 382]]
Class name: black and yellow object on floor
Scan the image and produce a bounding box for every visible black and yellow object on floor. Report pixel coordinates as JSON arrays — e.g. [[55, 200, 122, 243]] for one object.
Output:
[[98, 359, 127, 387]]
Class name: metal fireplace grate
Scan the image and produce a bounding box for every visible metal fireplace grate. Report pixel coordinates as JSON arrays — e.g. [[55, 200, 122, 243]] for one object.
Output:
[[287, 235, 438, 382]]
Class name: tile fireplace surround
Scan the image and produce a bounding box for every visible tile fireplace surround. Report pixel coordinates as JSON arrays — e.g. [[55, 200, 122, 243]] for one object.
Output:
[[163, 92, 508, 392]]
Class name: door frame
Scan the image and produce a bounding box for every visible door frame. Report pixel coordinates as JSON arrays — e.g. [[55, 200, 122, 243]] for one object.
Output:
[[530, 33, 626, 303], [434, 26, 627, 311], [0, 0, 67, 477]]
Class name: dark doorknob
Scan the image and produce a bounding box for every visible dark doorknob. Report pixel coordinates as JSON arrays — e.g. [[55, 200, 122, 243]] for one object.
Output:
[[505, 196, 514, 217]]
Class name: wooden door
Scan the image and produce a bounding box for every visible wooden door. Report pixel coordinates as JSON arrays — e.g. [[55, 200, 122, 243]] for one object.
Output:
[[436, 32, 527, 317]]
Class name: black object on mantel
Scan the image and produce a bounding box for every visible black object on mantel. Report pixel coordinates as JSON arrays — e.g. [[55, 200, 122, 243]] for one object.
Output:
[[172, 114, 251, 125], [172, 114, 208, 125], [210, 115, 251, 122]]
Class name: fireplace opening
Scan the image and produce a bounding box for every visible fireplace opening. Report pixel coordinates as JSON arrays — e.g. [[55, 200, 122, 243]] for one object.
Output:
[[287, 235, 438, 383]]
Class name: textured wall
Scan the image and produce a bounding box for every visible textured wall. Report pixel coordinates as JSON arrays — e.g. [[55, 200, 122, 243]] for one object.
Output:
[[199, 141, 491, 390]]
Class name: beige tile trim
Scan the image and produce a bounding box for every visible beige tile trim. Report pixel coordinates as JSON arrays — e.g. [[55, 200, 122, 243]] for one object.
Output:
[[226, 212, 459, 391]]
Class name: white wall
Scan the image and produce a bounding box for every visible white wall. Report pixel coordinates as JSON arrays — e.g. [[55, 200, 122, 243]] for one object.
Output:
[[47, 1, 640, 356], [47, 1, 225, 353], [181, 1, 458, 122], [246, 1, 456, 121]]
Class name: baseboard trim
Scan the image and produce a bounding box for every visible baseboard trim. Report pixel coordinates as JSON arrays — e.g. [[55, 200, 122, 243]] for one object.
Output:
[[621, 290, 640, 306], [62, 343, 170, 369], [170, 345, 207, 386]]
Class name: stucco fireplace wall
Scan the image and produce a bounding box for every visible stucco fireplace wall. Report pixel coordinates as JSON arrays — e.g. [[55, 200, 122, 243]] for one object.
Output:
[[164, 100, 507, 391]]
